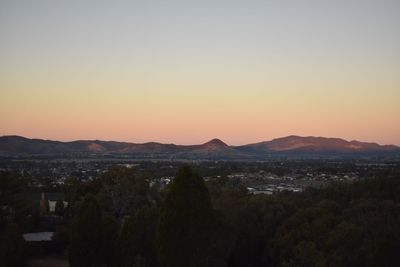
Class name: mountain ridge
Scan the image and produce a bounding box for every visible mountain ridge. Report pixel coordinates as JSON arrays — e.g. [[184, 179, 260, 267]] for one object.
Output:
[[0, 135, 399, 158]]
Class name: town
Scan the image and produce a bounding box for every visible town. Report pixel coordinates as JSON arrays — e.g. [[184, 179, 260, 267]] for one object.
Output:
[[1, 155, 398, 192]]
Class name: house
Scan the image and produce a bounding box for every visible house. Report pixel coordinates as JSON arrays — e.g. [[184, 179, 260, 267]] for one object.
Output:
[[28, 192, 68, 216]]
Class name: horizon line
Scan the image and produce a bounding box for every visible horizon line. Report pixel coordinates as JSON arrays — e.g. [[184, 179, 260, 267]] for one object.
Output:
[[1, 134, 399, 147]]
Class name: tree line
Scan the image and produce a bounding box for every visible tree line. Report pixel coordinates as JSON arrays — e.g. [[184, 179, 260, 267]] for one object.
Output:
[[1, 165, 400, 266]]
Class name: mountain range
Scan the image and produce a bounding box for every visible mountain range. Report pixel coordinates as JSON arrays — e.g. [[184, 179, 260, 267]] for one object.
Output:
[[0, 135, 399, 158]]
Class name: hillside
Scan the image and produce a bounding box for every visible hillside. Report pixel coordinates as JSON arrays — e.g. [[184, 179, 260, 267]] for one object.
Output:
[[0, 135, 399, 158]]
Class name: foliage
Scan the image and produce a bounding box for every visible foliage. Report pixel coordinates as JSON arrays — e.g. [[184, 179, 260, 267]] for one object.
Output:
[[2, 166, 400, 267], [68, 194, 118, 267], [97, 166, 150, 219], [157, 165, 214, 267], [117, 206, 159, 267], [0, 223, 25, 267], [55, 200, 65, 216], [267, 176, 400, 267], [0, 172, 31, 232], [100, 215, 119, 267]]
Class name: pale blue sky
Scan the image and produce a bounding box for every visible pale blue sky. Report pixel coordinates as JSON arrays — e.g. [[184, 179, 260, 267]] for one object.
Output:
[[1, 0, 399, 71]]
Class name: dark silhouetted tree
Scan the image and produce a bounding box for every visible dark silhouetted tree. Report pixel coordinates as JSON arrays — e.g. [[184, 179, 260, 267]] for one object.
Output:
[[0, 223, 25, 267], [157, 165, 214, 267], [69, 195, 104, 267], [0, 172, 30, 230], [118, 206, 159, 267], [101, 215, 119, 267], [98, 166, 150, 219], [55, 200, 65, 216]]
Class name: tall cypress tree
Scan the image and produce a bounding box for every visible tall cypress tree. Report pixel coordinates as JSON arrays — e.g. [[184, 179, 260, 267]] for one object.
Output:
[[69, 195, 104, 267], [157, 165, 214, 267], [118, 206, 159, 267]]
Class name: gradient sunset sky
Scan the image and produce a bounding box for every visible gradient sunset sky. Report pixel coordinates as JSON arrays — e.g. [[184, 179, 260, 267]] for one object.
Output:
[[1, 0, 399, 145]]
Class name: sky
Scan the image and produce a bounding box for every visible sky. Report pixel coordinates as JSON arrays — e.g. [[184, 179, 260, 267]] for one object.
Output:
[[0, 0, 399, 145]]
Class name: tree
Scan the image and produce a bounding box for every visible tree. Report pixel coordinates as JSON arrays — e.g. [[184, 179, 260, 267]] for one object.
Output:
[[0, 172, 30, 231], [97, 166, 150, 219], [100, 215, 119, 267], [0, 223, 25, 267], [291, 241, 326, 267], [55, 200, 65, 216], [156, 165, 214, 267], [271, 206, 336, 266], [118, 206, 159, 267], [68, 195, 104, 267], [63, 176, 101, 220]]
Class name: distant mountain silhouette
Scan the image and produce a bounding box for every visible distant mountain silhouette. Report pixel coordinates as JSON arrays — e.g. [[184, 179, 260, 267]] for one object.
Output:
[[237, 135, 399, 154], [0, 135, 399, 158], [201, 138, 228, 149]]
